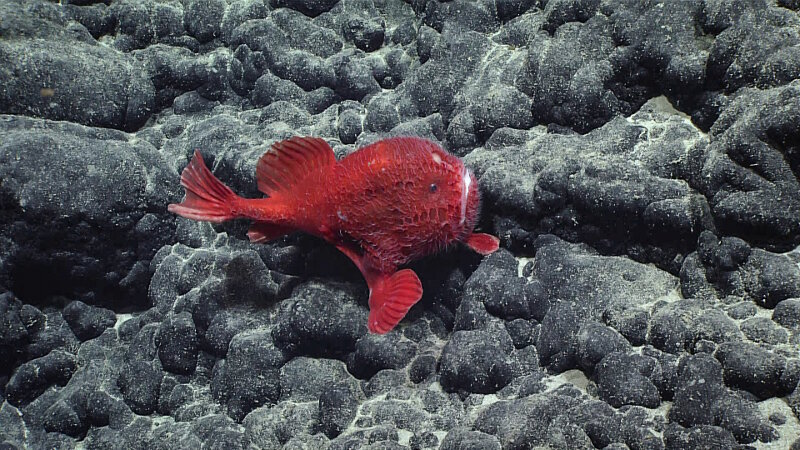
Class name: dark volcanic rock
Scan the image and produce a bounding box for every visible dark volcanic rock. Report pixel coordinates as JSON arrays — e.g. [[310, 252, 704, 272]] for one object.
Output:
[[669, 353, 727, 428], [518, 16, 624, 133], [157, 312, 199, 375], [62, 301, 116, 342], [742, 249, 800, 308], [669, 353, 777, 443], [531, 236, 676, 370], [243, 401, 319, 448], [458, 250, 535, 323], [346, 333, 418, 379], [0, 292, 30, 374], [0, 117, 178, 309], [212, 330, 285, 421], [594, 352, 661, 408], [648, 300, 742, 354], [319, 384, 360, 438], [663, 424, 738, 450], [466, 113, 714, 256], [270, 0, 339, 17], [575, 321, 631, 372], [184, 0, 226, 43], [473, 391, 582, 449], [0, 39, 154, 130], [5, 0, 800, 447], [439, 328, 515, 394], [440, 428, 501, 450], [117, 360, 163, 415], [715, 341, 797, 399], [24, 310, 81, 360], [6, 350, 78, 406], [279, 357, 360, 403], [740, 316, 788, 345], [272, 281, 367, 357], [773, 298, 800, 330], [706, 7, 800, 91], [693, 82, 800, 250]]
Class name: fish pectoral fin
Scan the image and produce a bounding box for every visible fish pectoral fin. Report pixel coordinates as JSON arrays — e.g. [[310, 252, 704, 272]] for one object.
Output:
[[256, 136, 336, 197], [366, 269, 423, 335], [465, 232, 500, 256], [247, 222, 295, 243]]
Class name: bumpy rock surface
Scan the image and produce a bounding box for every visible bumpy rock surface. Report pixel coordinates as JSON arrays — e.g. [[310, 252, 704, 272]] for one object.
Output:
[[1, 0, 799, 448]]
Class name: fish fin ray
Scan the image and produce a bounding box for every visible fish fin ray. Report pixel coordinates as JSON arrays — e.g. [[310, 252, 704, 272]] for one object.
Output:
[[247, 222, 295, 243], [367, 269, 423, 334], [168, 151, 240, 223], [257, 136, 335, 196], [465, 233, 500, 256]]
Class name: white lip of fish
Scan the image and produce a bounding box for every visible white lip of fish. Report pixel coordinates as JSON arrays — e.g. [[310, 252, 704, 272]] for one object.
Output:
[[460, 167, 471, 225]]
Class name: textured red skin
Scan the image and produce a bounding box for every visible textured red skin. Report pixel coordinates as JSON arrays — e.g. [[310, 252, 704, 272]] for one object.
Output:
[[256, 137, 481, 272], [170, 136, 494, 333]]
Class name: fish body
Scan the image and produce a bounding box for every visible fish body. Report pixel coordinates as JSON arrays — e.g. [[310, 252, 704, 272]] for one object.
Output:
[[168, 136, 499, 333]]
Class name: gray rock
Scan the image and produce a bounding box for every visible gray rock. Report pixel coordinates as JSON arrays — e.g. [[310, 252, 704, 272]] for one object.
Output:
[[243, 401, 318, 448], [0, 117, 177, 309], [344, 17, 385, 52], [663, 424, 737, 450], [346, 333, 418, 379], [649, 300, 741, 354], [740, 316, 789, 344], [440, 427, 502, 450], [707, 7, 800, 91], [6, 350, 78, 406], [0, 40, 154, 130], [439, 328, 515, 394], [715, 341, 796, 399], [0, 293, 30, 374], [157, 312, 199, 375], [594, 352, 662, 408], [319, 383, 360, 438], [773, 298, 800, 330], [211, 330, 285, 421], [184, 0, 226, 42], [272, 281, 367, 357], [743, 249, 800, 308], [62, 301, 116, 342], [575, 322, 631, 372], [269, 0, 339, 17], [473, 392, 582, 449], [460, 250, 533, 322], [117, 360, 163, 415], [279, 357, 360, 403], [695, 82, 800, 250]]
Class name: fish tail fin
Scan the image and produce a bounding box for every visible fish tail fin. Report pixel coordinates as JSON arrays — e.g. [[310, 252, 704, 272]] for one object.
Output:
[[168, 150, 242, 223], [367, 269, 423, 334]]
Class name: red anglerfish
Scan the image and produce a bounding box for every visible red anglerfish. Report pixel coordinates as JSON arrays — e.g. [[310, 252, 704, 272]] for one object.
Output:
[[168, 136, 499, 334]]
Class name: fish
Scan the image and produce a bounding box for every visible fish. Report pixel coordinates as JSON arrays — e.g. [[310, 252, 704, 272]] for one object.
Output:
[[168, 136, 500, 334]]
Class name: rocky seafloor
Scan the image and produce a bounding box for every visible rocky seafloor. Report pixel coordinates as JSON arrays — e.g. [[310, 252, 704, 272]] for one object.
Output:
[[2, 0, 800, 448]]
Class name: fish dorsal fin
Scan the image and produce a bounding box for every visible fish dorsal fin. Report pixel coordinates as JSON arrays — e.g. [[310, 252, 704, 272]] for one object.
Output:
[[257, 136, 335, 196]]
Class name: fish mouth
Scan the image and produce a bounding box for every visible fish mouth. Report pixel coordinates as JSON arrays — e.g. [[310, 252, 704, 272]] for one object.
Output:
[[460, 166, 472, 226]]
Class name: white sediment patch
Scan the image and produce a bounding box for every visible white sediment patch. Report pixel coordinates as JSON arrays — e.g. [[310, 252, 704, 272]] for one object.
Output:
[[517, 256, 533, 278], [754, 398, 800, 450], [114, 313, 133, 330], [543, 369, 591, 392]]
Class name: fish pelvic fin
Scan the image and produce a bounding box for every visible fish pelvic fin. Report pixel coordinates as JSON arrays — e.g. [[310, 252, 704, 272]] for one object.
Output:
[[168, 150, 242, 223], [257, 136, 336, 197], [247, 222, 295, 243], [367, 269, 423, 334], [465, 233, 500, 256]]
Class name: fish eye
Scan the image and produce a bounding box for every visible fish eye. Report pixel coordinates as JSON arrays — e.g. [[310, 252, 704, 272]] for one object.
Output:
[[429, 183, 438, 193]]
